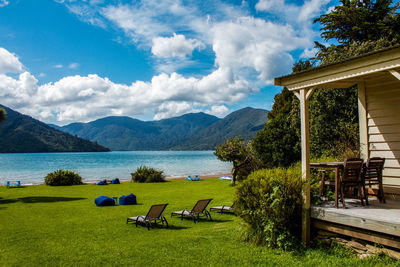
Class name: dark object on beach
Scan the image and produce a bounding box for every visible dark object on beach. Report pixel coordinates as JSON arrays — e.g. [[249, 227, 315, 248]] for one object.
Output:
[[97, 179, 108, 185], [119, 193, 137, 205], [127, 203, 169, 230], [131, 166, 165, 183], [45, 169, 83, 186], [171, 199, 212, 223], [111, 178, 120, 184], [95, 196, 115, 206]]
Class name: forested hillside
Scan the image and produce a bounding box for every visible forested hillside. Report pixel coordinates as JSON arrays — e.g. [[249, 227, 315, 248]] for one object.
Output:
[[54, 107, 268, 151], [0, 105, 110, 153]]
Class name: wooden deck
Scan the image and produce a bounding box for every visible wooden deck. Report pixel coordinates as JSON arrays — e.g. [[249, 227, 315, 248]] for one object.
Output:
[[311, 199, 400, 249]]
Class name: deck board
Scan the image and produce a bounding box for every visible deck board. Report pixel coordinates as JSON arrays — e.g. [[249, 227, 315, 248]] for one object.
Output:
[[311, 199, 400, 237]]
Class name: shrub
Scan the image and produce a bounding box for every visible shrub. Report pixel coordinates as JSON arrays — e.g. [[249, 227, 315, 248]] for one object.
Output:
[[45, 169, 83, 186], [234, 166, 303, 250], [131, 166, 165, 183], [215, 137, 262, 185]]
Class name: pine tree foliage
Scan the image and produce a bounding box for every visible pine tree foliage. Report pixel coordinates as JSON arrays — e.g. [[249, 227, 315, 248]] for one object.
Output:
[[314, 0, 400, 64]]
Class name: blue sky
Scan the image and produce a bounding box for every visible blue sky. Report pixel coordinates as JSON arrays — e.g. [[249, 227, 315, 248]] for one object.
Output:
[[0, 0, 338, 125]]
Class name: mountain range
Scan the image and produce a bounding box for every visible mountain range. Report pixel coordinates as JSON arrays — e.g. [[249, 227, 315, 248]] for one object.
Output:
[[54, 107, 269, 151], [0, 105, 109, 153]]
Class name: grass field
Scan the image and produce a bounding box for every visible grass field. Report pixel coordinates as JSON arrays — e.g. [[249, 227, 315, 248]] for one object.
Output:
[[0, 179, 397, 266]]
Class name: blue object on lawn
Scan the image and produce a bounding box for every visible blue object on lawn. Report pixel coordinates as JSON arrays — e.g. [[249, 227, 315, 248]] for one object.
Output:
[[6, 180, 21, 188], [219, 176, 232, 181], [187, 175, 200, 181], [119, 193, 137, 205], [111, 178, 120, 184], [97, 179, 108, 185], [95, 196, 115, 206]]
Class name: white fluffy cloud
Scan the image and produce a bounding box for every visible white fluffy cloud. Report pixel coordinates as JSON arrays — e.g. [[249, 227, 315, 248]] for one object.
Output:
[[33, 70, 250, 122], [0, 0, 9, 7], [0, 47, 23, 74], [256, 0, 329, 23], [0, 72, 38, 108], [211, 16, 308, 82], [152, 33, 204, 58], [0, 46, 251, 123]]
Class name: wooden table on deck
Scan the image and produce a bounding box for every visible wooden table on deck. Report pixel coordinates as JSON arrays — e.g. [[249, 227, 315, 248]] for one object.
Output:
[[310, 162, 344, 208]]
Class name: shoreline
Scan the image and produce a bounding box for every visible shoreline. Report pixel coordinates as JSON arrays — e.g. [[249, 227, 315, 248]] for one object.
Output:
[[15, 172, 232, 185]]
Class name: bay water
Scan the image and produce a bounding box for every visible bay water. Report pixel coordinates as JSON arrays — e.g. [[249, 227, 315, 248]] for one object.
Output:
[[0, 151, 231, 185]]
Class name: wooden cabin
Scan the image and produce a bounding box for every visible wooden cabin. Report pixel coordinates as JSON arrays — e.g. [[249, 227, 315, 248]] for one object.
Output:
[[274, 47, 400, 248]]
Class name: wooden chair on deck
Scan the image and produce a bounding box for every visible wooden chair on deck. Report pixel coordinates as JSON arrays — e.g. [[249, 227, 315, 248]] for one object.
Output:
[[362, 157, 385, 205], [339, 158, 365, 208]]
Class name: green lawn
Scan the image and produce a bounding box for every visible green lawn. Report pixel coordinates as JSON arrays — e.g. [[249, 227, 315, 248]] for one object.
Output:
[[0, 179, 397, 266]]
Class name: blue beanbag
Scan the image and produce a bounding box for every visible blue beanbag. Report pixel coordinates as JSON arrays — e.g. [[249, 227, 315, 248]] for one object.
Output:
[[119, 193, 137, 205], [111, 178, 120, 184], [95, 196, 115, 206], [97, 179, 108, 185]]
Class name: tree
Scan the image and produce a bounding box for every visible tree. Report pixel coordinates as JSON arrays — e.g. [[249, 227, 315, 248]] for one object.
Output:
[[253, 88, 301, 168], [314, 0, 400, 64], [309, 87, 359, 158], [214, 137, 261, 185], [0, 108, 5, 123], [315, 0, 400, 45]]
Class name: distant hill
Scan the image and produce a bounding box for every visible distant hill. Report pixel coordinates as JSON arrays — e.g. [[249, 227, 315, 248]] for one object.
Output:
[[173, 107, 268, 150], [57, 112, 220, 151], [0, 105, 110, 153], [53, 107, 268, 151]]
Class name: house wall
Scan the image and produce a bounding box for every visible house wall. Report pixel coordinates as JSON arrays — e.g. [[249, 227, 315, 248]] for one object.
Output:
[[366, 76, 400, 188]]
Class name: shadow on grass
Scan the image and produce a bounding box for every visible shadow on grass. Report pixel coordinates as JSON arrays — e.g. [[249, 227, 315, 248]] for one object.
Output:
[[4, 186, 26, 189], [0, 196, 86, 204], [128, 223, 190, 230], [170, 217, 233, 223]]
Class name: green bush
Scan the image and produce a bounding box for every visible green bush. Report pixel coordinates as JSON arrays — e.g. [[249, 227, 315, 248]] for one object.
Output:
[[131, 166, 165, 183], [45, 170, 83, 186], [234, 166, 303, 249]]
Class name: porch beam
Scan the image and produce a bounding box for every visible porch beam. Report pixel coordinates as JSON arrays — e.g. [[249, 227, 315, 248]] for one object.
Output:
[[293, 90, 300, 99], [358, 82, 369, 159], [299, 88, 312, 246], [275, 48, 400, 90], [389, 70, 400, 81], [305, 87, 315, 101]]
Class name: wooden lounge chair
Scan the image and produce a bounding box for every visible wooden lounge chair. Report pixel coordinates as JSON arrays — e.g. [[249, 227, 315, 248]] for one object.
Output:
[[210, 203, 234, 214], [362, 157, 385, 204], [339, 158, 365, 208], [127, 204, 168, 230], [171, 199, 212, 223]]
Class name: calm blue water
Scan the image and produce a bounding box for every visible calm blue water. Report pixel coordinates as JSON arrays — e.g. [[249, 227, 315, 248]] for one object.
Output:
[[0, 151, 231, 184]]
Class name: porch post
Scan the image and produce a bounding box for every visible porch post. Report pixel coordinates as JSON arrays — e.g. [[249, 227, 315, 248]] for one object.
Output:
[[357, 82, 369, 159], [298, 88, 312, 246]]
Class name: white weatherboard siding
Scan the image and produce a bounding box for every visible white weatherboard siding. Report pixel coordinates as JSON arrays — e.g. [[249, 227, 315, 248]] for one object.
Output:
[[367, 77, 400, 187]]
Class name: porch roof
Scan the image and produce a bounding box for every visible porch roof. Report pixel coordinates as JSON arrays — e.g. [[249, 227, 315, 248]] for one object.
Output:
[[274, 47, 400, 90]]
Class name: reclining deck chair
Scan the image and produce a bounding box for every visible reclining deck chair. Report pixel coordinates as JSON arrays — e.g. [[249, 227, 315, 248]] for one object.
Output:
[[171, 199, 212, 223], [127, 203, 168, 230], [210, 203, 235, 214]]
